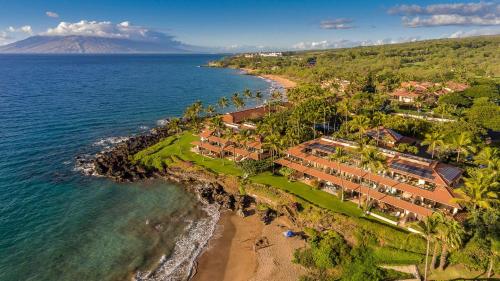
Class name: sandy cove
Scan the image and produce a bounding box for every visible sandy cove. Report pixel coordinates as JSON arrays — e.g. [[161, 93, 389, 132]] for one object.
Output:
[[241, 68, 297, 89], [191, 212, 307, 281]]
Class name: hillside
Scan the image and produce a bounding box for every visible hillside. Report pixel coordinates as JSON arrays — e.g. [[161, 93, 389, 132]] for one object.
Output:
[[217, 36, 500, 88]]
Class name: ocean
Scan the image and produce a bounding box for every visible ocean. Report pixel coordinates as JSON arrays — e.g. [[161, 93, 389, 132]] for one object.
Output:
[[0, 54, 272, 281]]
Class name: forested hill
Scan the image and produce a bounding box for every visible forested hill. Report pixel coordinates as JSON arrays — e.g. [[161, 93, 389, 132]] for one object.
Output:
[[217, 35, 500, 88]]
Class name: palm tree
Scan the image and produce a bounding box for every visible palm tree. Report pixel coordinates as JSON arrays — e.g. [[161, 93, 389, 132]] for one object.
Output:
[[232, 95, 245, 111], [430, 212, 445, 270], [238, 129, 252, 159], [360, 146, 386, 210], [351, 115, 370, 143], [225, 127, 236, 161], [411, 213, 441, 281], [209, 116, 226, 160], [264, 133, 281, 174], [450, 132, 475, 162], [487, 237, 499, 278], [243, 88, 253, 100], [474, 147, 500, 170], [453, 170, 499, 213], [254, 91, 263, 105], [328, 147, 349, 201], [217, 97, 229, 112], [372, 112, 386, 146], [422, 132, 445, 159], [271, 90, 282, 102], [437, 219, 465, 270], [167, 118, 181, 135], [205, 104, 216, 117]]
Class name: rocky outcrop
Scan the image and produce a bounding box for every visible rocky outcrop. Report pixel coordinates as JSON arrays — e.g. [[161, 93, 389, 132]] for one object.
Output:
[[93, 126, 171, 182]]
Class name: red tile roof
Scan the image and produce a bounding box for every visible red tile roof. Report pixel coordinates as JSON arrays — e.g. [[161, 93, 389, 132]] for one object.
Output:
[[283, 138, 460, 208], [276, 158, 434, 217]]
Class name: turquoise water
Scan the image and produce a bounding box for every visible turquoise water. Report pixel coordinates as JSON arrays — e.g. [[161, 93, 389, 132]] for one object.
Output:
[[0, 55, 270, 281]]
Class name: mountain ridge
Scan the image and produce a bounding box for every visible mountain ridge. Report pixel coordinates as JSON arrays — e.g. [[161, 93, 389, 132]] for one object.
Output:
[[0, 35, 199, 54]]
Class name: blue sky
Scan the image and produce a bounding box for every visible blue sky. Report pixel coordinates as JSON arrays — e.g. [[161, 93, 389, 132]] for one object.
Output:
[[0, 0, 499, 50]]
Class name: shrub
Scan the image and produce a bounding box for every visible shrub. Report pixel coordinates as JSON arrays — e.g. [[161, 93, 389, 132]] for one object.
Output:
[[341, 247, 384, 281], [278, 167, 295, 180], [293, 248, 315, 268], [450, 234, 490, 271], [237, 159, 272, 176], [305, 230, 352, 269]]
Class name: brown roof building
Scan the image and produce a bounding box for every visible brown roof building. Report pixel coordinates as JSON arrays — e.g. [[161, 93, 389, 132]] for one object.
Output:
[[390, 81, 469, 104], [276, 136, 463, 223], [366, 127, 416, 148], [192, 105, 280, 161]]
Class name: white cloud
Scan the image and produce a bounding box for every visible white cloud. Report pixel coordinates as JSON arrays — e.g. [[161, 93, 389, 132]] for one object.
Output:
[[389, 2, 500, 27], [7, 25, 32, 34], [320, 18, 355, 29], [0, 31, 13, 45], [449, 27, 500, 37], [292, 37, 420, 50], [389, 2, 498, 16], [44, 20, 174, 42], [46, 11, 59, 18]]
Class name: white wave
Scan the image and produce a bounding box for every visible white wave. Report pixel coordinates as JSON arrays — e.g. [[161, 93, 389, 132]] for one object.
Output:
[[134, 203, 220, 281], [156, 119, 170, 127], [139, 125, 150, 131], [73, 154, 100, 176], [93, 136, 130, 148]]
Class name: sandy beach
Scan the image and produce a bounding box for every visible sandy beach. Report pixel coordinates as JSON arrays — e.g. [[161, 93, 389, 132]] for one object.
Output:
[[241, 68, 297, 89], [191, 212, 306, 281]]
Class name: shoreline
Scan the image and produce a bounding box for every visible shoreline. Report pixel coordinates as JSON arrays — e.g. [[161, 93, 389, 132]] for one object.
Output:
[[240, 68, 297, 89], [191, 211, 307, 281]]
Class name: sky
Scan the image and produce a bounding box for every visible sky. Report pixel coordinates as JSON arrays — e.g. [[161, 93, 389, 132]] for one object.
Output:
[[0, 0, 499, 51]]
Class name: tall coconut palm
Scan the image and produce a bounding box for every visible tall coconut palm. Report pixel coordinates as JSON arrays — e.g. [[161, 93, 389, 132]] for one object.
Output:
[[254, 90, 263, 105], [488, 237, 499, 278], [328, 147, 349, 201], [209, 116, 226, 160], [168, 118, 182, 153], [243, 88, 253, 100], [232, 95, 245, 111], [167, 118, 181, 135], [264, 133, 281, 174], [360, 146, 386, 210], [437, 219, 465, 270], [225, 127, 236, 161], [351, 115, 371, 143], [205, 104, 216, 117], [239, 129, 252, 158], [411, 213, 441, 281], [271, 90, 283, 102], [217, 96, 229, 112], [422, 132, 445, 159], [450, 132, 475, 162], [430, 212, 445, 270], [474, 147, 500, 171], [372, 112, 386, 146], [453, 170, 499, 213]]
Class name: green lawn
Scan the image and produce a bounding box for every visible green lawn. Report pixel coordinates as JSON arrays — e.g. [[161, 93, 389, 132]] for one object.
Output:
[[133, 132, 242, 176], [250, 172, 363, 217], [372, 246, 423, 265]]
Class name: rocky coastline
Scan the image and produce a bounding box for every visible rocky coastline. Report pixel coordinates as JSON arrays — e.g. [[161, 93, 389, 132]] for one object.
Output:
[[90, 126, 253, 216]]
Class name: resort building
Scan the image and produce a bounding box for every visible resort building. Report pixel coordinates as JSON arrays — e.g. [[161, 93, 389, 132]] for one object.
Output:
[[390, 81, 469, 104], [366, 127, 416, 149], [275, 136, 463, 223], [192, 105, 287, 161]]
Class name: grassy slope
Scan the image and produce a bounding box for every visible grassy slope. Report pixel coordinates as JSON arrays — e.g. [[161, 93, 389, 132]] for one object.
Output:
[[133, 131, 424, 265]]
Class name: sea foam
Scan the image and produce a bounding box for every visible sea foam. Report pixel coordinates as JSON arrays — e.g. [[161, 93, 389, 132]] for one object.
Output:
[[134, 203, 220, 281]]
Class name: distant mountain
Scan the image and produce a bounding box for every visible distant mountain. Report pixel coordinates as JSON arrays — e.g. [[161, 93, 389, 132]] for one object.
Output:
[[0, 35, 204, 54]]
